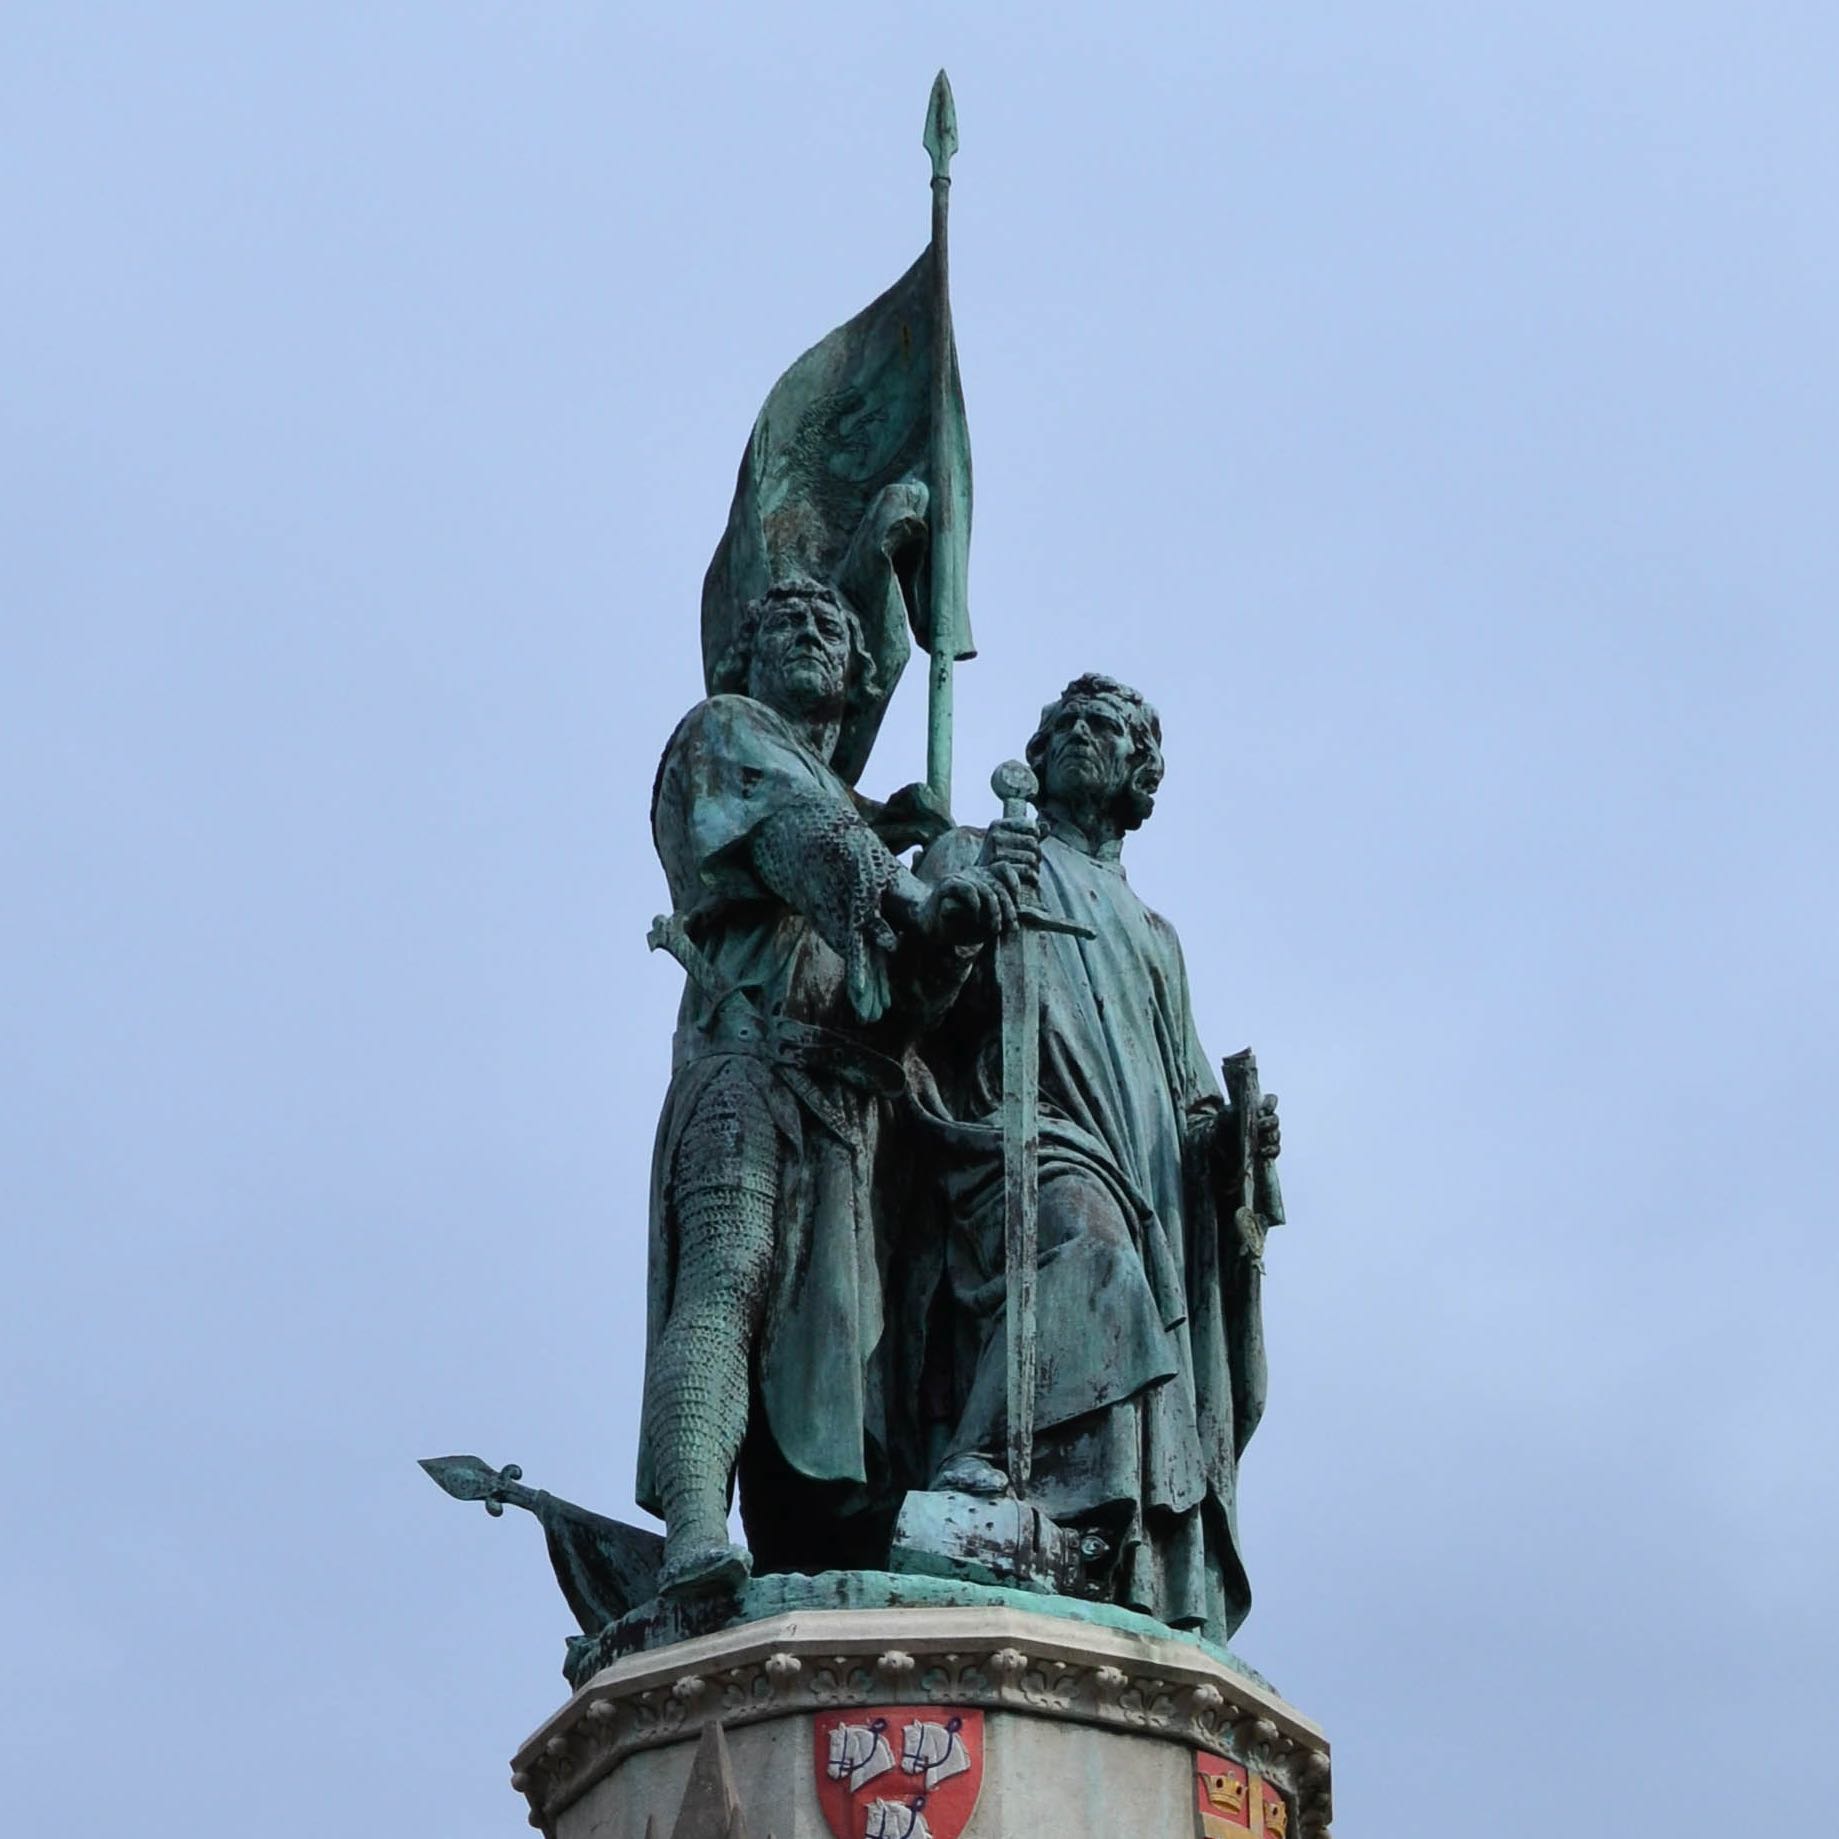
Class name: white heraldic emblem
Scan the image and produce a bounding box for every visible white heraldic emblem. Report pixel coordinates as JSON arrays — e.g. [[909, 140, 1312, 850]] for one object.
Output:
[[899, 1719, 972, 1791], [825, 1720, 896, 1794], [864, 1802, 931, 1839]]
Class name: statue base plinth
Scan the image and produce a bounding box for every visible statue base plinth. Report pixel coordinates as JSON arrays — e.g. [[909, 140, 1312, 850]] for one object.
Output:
[[513, 1598, 1330, 1838]]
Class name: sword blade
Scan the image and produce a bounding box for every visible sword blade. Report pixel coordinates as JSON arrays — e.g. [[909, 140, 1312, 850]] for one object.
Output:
[[999, 919, 1039, 1493]]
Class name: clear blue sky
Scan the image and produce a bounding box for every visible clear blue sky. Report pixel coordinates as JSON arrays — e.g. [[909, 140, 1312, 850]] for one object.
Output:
[[3, 5, 1834, 1834]]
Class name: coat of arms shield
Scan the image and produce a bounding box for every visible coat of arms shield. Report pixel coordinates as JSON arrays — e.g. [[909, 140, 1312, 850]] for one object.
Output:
[[1195, 1750, 1290, 1838], [813, 1707, 985, 1839]]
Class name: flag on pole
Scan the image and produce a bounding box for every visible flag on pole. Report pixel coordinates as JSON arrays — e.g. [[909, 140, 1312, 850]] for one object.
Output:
[[700, 245, 973, 788]]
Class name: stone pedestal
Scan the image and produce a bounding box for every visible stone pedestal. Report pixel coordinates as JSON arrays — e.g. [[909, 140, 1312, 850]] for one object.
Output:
[[512, 1601, 1330, 1838]]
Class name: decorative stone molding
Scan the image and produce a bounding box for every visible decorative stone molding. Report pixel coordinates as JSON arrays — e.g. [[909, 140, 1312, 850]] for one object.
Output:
[[511, 1604, 1331, 1837]]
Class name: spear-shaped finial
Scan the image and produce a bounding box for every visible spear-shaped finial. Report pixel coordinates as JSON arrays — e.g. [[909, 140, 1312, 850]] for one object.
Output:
[[923, 67, 959, 182], [420, 1453, 532, 1517]]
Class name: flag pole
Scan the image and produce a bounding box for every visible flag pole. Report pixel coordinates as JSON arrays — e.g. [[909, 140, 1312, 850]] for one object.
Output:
[[923, 69, 962, 811]]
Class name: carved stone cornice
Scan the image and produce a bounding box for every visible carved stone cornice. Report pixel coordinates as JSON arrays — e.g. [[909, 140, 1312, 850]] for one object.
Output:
[[511, 1604, 1331, 1837]]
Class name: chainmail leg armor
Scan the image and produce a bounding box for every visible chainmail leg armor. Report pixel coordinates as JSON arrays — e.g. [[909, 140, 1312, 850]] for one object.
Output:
[[647, 1060, 784, 1562]]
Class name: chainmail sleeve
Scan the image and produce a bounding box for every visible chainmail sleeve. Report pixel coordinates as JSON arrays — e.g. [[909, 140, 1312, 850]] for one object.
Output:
[[750, 792, 903, 1022]]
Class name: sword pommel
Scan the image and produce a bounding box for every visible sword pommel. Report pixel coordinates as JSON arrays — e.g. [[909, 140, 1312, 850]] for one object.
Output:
[[989, 762, 1093, 938], [991, 759, 1037, 822]]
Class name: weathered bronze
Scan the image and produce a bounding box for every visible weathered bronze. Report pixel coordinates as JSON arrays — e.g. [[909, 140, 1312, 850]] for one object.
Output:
[[904, 677, 1280, 1639], [421, 1454, 663, 1630], [425, 70, 1286, 1670], [921, 68, 970, 807], [637, 584, 1004, 1598]]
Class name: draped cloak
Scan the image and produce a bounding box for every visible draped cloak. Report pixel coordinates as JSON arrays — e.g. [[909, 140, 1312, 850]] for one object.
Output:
[[908, 827, 1268, 1641]]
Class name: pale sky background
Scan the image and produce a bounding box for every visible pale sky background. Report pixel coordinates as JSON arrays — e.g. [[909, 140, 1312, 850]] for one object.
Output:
[[4, 5, 1836, 1835]]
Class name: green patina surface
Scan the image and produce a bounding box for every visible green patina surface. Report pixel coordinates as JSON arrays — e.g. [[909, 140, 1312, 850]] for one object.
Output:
[[425, 71, 1290, 1675], [560, 1568, 1275, 1697]]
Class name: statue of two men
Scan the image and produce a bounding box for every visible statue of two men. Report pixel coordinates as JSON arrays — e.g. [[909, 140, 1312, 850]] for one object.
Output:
[[637, 586, 1280, 1642]]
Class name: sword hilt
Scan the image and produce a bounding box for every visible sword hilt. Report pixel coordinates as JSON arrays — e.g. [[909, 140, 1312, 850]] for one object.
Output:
[[991, 758, 1035, 823], [1023, 911, 1095, 939], [990, 760, 1096, 940]]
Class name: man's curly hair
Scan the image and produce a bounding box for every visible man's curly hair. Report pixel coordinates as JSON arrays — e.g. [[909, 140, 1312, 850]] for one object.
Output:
[[1025, 673, 1165, 832], [711, 578, 884, 711]]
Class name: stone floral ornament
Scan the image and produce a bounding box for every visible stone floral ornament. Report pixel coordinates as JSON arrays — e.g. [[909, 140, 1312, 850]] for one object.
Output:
[[509, 1609, 1331, 1838]]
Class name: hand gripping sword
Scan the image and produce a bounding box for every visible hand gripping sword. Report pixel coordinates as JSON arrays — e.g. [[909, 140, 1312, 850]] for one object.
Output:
[[989, 761, 1094, 1495]]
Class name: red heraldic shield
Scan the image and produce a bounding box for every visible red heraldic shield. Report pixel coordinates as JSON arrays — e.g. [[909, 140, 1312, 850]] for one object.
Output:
[[1196, 1753, 1253, 1836], [1195, 1751, 1290, 1839], [813, 1707, 985, 1839]]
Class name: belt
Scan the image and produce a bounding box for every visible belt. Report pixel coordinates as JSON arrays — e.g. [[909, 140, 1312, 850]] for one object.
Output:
[[681, 1009, 905, 1100], [651, 909, 905, 1101]]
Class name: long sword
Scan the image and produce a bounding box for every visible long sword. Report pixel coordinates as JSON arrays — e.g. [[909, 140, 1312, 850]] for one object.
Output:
[[990, 761, 1094, 1495]]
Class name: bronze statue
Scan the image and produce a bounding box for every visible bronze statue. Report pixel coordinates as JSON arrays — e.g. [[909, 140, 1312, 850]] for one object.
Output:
[[639, 578, 1024, 1596], [905, 676, 1280, 1642], [426, 72, 1288, 1667]]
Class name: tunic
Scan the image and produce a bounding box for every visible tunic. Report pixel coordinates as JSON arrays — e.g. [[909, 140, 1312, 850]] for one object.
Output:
[[910, 826, 1267, 1640], [636, 695, 898, 1513]]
